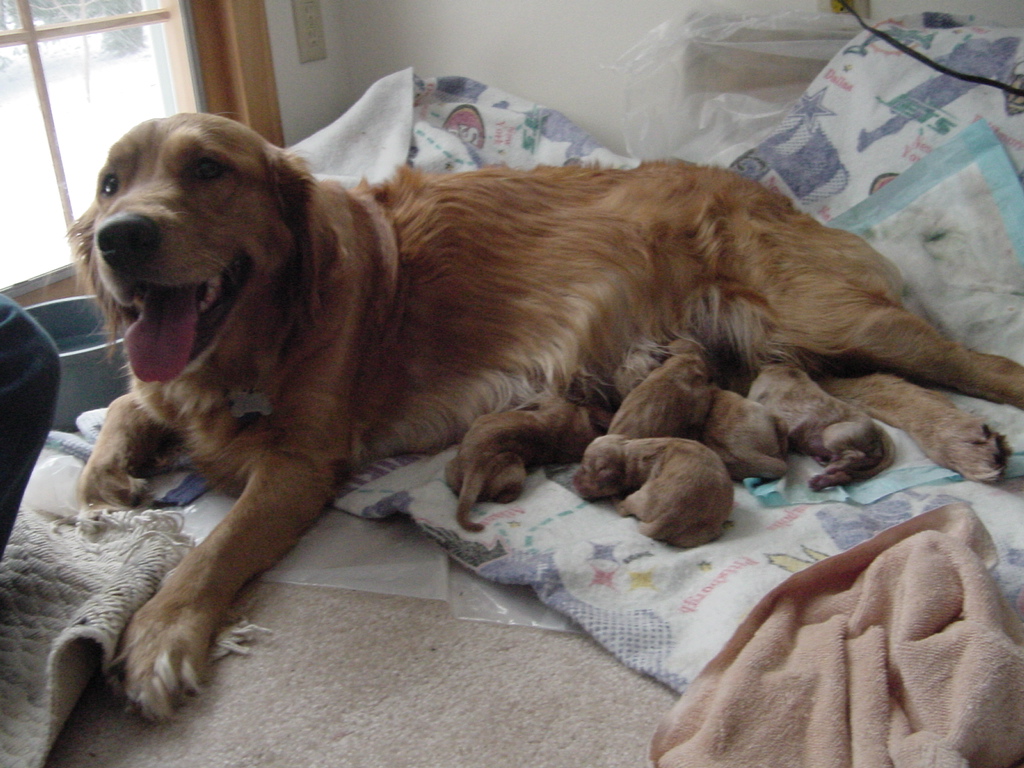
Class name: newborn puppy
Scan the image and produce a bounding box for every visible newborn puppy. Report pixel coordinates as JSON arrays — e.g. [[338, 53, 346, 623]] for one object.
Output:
[[610, 338, 786, 480], [573, 434, 734, 548], [748, 364, 895, 490], [447, 397, 606, 531], [701, 388, 788, 480], [608, 338, 715, 438]]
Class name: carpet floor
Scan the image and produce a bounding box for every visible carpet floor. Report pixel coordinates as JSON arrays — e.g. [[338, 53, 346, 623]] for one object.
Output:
[[44, 581, 676, 768]]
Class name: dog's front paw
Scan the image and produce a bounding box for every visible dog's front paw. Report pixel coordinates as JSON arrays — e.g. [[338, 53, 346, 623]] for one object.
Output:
[[112, 598, 215, 720], [930, 421, 1009, 483], [78, 460, 150, 512]]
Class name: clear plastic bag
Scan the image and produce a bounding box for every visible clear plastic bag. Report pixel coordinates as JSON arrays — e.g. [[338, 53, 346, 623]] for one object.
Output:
[[21, 450, 84, 518], [24, 450, 577, 631], [618, 9, 862, 166]]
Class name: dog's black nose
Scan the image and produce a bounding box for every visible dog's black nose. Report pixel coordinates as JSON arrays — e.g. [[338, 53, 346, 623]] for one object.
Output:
[[95, 213, 161, 270]]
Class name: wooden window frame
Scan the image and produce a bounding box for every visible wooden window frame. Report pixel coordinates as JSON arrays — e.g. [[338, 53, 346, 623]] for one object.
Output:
[[3, 0, 198, 233]]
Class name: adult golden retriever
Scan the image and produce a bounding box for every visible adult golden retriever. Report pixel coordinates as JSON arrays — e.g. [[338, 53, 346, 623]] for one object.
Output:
[[71, 112, 1020, 717]]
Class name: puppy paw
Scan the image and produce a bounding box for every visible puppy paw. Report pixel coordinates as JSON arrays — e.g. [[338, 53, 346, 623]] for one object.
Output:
[[112, 600, 214, 720], [928, 421, 1009, 483], [808, 466, 854, 492]]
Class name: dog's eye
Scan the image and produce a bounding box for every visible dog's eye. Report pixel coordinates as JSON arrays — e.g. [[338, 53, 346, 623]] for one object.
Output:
[[100, 173, 119, 196], [195, 158, 227, 180]]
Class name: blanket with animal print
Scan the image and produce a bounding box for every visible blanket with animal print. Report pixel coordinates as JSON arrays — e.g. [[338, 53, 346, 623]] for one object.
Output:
[[331, 449, 1024, 693], [730, 13, 1024, 221]]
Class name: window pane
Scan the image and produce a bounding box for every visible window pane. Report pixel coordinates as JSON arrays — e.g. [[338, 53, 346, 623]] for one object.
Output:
[[1, 2, 23, 28], [0, 45, 70, 289], [30, 0, 143, 27], [41, 27, 176, 219], [0, 23, 182, 290]]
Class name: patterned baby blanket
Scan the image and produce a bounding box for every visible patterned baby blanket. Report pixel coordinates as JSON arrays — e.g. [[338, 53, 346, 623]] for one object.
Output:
[[731, 13, 1024, 220], [291, 67, 637, 185], [332, 451, 1024, 694]]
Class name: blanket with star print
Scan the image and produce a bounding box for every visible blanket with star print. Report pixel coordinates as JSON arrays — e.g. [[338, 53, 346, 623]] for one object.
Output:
[[332, 448, 1024, 693]]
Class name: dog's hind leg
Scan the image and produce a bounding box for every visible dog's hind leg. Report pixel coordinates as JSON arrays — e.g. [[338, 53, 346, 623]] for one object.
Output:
[[819, 304, 1024, 410], [820, 373, 1009, 482]]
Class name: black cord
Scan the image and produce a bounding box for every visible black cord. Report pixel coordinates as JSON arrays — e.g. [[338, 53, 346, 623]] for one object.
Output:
[[834, 0, 1024, 98]]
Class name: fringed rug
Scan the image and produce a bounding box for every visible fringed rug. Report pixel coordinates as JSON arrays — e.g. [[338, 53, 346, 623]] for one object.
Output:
[[0, 507, 190, 768]]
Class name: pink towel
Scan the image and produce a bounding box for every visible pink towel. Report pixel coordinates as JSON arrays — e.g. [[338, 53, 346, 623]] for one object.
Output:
[[651, 503, 1024, 768]]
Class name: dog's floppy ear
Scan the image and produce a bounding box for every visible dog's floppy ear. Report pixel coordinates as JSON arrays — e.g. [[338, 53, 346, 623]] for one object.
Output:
[[68, 202, 97, 282], [67, 204, 127, 337], [268, 147, 330, 320]]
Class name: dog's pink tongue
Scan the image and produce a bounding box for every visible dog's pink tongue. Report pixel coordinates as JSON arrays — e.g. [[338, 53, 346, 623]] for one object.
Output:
[[124, 285, 199, 382]]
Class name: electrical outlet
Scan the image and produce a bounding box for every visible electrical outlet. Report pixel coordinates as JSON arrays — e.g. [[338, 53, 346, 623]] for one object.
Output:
[[817, 0, 870, 15], [293, 0, 326, 63]]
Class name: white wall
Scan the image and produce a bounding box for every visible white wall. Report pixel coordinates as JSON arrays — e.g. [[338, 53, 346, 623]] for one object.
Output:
[[266, 0, 1024, 151]]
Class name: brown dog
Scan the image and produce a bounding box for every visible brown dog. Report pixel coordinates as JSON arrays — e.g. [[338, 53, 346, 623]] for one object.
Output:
[[748, 364, 895, 490], [573, 435, 734, 547], [446, 397, 606, 531], [71, 113, 1022, 716]]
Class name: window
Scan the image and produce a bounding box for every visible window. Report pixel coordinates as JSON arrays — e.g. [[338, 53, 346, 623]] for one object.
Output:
[[0, 0, 197, 294]]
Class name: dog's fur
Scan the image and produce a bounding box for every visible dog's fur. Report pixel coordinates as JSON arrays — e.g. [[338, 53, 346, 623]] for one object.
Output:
[[71, 113, 1024, 717], [445, 396, 607, 531], [606, 338, 715, 438], [748, 364, 895, 490], [700, 389, 788, 481], [604, 337, 787, 480], [573, 435, 734, 547]]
